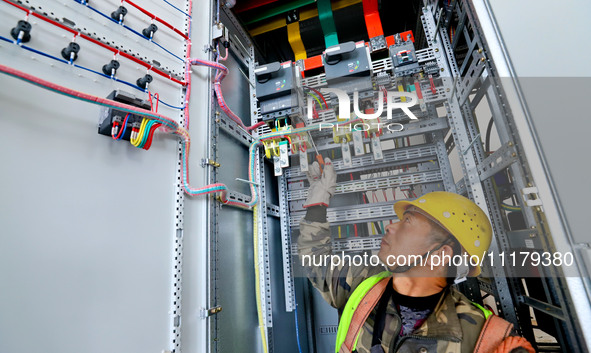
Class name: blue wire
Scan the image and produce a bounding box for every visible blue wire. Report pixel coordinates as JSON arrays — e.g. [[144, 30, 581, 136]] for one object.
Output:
[[0, 35, 185, 110], [21, 44, 69, 64], [292, 277, 304, 353], [117, 114, 131, 140], [74, 0, 184, 62], [162, 0, 192, 18]]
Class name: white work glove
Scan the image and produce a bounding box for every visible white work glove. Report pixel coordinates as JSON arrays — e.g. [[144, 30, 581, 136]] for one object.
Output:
[[304, 157, 336, 208]]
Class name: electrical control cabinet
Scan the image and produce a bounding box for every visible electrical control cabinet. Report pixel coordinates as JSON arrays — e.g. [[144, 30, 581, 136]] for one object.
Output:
[[1, 1, 590, 353]]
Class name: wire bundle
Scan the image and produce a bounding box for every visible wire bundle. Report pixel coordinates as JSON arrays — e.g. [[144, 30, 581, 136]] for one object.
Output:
[[189, 58, 266, 132], [128, 118, 162, 150], [0, 61, 360, 207]]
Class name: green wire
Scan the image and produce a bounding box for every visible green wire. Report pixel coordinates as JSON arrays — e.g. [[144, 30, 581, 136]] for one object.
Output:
[[501, 203, 521, 211], [138, 120, 156, 148], [306, 91, 323, 109]]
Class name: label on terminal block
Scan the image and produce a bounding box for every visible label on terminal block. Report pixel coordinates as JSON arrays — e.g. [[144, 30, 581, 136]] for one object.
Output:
[[279, 141, 289, 168], [274, 156, 282, 176], [299, 150, 309, 172], [353, 130, 365, 156], [371, 137, 383, 160], [342, 141, 352, 167]]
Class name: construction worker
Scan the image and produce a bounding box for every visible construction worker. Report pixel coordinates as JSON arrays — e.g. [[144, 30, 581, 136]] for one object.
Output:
[[298, 159, 535, 353]]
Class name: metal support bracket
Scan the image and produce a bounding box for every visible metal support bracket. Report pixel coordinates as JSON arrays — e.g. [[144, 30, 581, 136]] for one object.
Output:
[[200, 306, 223, 319], [478, 141, 518, 180], [522, 296, 565, 321], [201, 158, 221, 168], [521, 186, 543, 207]]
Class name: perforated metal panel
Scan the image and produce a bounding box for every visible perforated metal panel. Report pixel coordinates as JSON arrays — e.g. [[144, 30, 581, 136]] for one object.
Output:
[[0, 0, 195, 352]]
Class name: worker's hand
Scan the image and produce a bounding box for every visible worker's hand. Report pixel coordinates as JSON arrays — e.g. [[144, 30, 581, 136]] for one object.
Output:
[[304, 157, 336, 208]]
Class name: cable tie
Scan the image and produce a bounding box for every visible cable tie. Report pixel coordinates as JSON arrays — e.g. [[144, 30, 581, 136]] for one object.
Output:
[[235, 178, 259, 186]]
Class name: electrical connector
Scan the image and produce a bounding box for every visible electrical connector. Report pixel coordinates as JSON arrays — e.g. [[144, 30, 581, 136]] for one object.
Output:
[[102, 60, 120, 77], [61, 42, 80, 63], [111, 115, 123, 137], [111, 6, 128, 23], [142, 24, 158, 39], [98, 90, 151, 141], [130, 121, 141, 141], [10, 20, 32, 44], [137, 74, 153, 90]]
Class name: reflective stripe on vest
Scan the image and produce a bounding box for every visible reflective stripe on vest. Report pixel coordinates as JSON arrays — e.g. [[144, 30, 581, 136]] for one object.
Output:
[[335, 271, 392, 353], [335, 272, 494, 353], [472, 302, 493, 319]]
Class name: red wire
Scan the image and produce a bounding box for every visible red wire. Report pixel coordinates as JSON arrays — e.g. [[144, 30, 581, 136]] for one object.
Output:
[[123, 0, 189, 40], [249, 121, 267, 130], [306, 86, 328, 109], [113, 114, 130, 140], [2, 0, 186, 86], [143, 123, 162, 150], [154, 93, 159, 113]]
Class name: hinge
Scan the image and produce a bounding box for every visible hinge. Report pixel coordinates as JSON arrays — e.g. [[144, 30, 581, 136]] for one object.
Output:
[[200, 306, 222, 319]]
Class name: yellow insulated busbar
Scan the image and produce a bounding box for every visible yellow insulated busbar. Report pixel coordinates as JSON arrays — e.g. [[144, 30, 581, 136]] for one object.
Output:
[[287, 21, 307, 61]]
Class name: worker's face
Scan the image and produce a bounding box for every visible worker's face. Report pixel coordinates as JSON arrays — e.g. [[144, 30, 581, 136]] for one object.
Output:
[[378, 211, 437, 271]]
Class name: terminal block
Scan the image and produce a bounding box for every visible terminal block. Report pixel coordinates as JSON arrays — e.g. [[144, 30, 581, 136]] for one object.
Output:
[[97, 90, 150, 141], [290, 133, 309, 172], [263, 138, 289, 176], [333, 125, 353, 167]]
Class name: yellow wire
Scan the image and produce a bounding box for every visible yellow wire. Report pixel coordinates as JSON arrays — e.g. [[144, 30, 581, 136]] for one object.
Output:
[[398, 83, 406, 102], [253, 205, 269, 353], [306, 91, 322, 109], [131, 118, 148, 146], [129, 119, 143, 146]]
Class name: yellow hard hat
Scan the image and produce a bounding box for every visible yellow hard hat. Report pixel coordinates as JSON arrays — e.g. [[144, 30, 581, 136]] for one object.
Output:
[[393, 191, 492, 276]]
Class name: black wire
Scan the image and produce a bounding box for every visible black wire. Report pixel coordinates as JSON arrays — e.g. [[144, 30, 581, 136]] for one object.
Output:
[[373, 221, 382, 235], [485, 116, 494, 154]]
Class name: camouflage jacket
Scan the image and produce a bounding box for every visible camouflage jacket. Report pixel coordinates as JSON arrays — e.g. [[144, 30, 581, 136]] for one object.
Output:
[[298, 219, 488, 353]]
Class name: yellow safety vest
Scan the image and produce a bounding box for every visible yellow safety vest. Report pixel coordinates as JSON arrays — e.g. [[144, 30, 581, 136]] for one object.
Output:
[[335, 272, 493, 353]]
